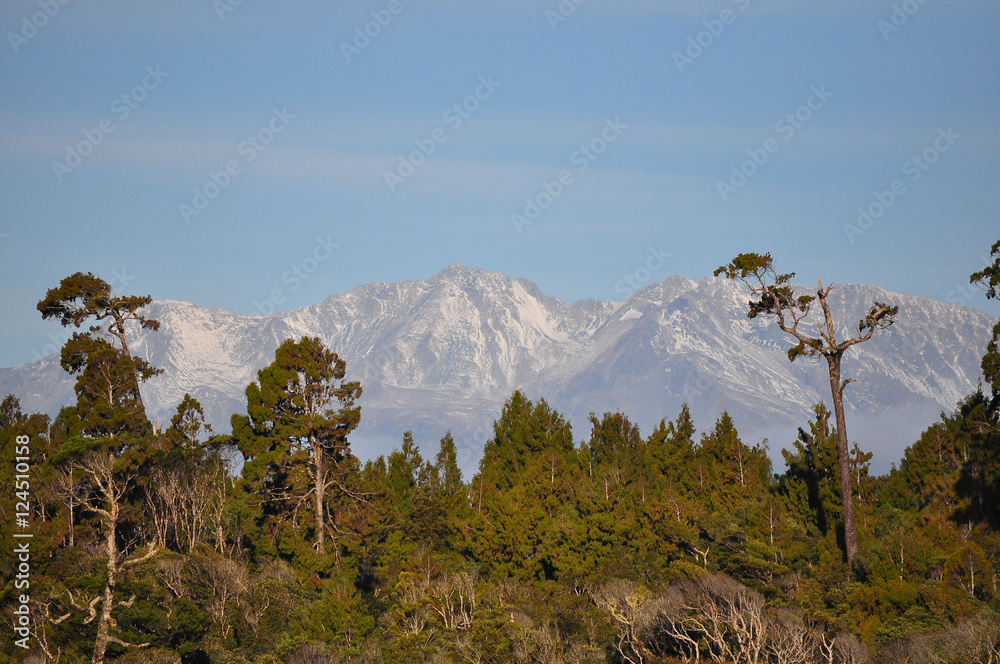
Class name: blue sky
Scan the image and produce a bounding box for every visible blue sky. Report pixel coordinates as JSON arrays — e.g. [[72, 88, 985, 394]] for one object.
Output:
[[1, 0, 998, 368]]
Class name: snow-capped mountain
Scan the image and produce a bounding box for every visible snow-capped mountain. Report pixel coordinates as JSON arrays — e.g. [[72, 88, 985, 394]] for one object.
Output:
[[1, 265, 993, 474]]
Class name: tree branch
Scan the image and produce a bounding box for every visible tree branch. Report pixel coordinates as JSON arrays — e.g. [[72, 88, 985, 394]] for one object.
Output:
[[121, 543, 160, 569]]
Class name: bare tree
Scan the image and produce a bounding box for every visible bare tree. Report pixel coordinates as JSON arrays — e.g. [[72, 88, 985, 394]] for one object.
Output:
[[879, 633, 944, 664], [716, 253, 896, 564], [590, 579, 654, 664], [427, 570, 477, 632], [944, 615, 1000, 664], [57, 451, 160, 664], [646, 588, 702, 662], [685, 574, 767, 664], [831, 633, 870, 664], [767, 607, 818, 664], [190, 556, 249, 640]]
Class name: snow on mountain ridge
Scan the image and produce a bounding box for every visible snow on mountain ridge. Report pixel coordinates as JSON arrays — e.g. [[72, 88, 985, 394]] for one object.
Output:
[[0, 265, 992, 473]]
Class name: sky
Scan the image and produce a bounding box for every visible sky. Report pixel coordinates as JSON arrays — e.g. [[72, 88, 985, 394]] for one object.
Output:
[[1, 0, 998, 369]]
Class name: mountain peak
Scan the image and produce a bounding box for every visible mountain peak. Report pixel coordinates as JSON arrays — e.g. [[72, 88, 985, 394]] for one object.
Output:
[[432, 263, 485, 281], [1, 268, 993, 474]]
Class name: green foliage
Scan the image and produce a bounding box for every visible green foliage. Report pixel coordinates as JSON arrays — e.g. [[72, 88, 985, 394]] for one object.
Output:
[[60, 333, 161, 438], [479, 390, 573, 490], [232, 336, 362, 562], [779, 403, 842, 537], [168, 394, 213, 448], [970, 238, 1000, 403], [714, 251, 815, 326], [10, 273, 1000, 664], [37, 271, 159, 334]]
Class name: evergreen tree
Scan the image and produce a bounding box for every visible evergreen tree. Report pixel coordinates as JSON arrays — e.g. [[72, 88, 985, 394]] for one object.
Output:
[[780, 403, 841, 537], [232, 337, 362, 558], [970, 238, 1000, 406], [37, 272, 161, 416], [60, 333, 161, 439], [167, 393, 213, 448], [462, 391, 576, 580]]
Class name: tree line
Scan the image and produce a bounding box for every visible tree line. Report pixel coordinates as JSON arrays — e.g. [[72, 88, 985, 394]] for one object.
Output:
[[1, 246, 999, 664]]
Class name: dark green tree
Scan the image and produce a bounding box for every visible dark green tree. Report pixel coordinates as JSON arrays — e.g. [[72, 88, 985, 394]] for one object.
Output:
[[479, 390, 574, 492], [232, 337, 361, 557], [168, 392, 213, 448], [37, 271, 161, 416], [462, 391, 576, 580], [432, 431, 464, 508], [60, 333, 161, 439], [970, 239, 1000, 407], [31, 274, 166, 664], [715, 252, 897, 565], [779, 403, 841, 537], [587, 411, 643, 478], [386, 431, 424, 533]]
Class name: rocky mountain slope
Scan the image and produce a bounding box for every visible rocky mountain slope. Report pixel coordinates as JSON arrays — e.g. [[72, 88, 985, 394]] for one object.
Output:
[[2, 265, 992, 473]]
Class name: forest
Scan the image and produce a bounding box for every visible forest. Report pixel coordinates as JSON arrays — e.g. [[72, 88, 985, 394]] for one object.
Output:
[[2, 246, 999, 664]]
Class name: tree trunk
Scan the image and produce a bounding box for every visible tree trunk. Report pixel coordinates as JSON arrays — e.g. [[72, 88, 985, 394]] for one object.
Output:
[[826, 354, 858, 565], [92, 502, 119, 664], [111, 314, 150, 419], [314, 441, 326, 555]]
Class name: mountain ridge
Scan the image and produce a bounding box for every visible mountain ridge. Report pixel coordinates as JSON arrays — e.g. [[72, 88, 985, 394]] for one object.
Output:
[[1, 265, 992, 474]]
